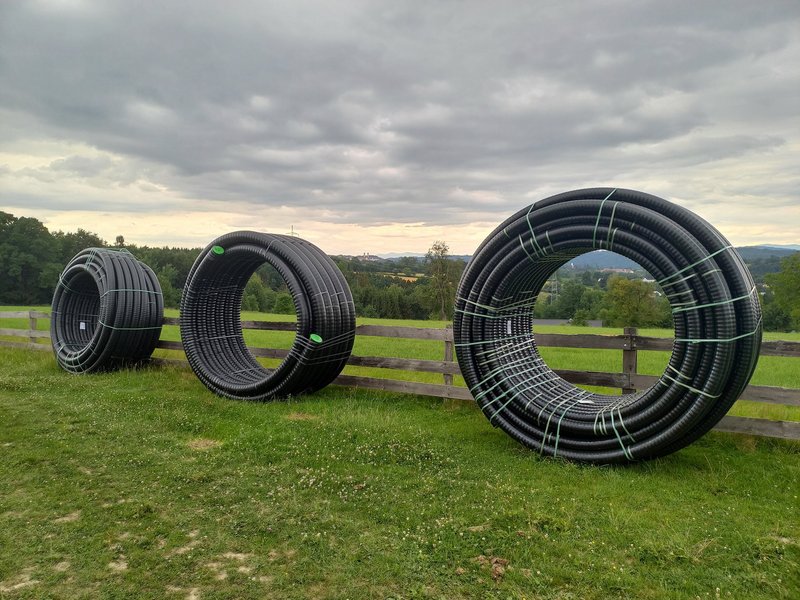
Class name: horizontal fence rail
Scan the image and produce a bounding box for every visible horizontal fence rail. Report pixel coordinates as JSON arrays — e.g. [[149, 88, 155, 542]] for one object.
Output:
[[3, 311, 799, 441]]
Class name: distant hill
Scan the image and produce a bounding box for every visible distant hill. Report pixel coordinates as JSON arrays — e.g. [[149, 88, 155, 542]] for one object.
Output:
[[735, 246, 799, 261], [566, 251, 641, 270], [377, 245, 796, 274], [760, 244, 800, 251]]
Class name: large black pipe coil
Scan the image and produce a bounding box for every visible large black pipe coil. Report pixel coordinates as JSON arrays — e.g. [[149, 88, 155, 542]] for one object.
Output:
[[454, 188, 762, 463], [51, 248, 164, 373], [180, 231, 356, 401]]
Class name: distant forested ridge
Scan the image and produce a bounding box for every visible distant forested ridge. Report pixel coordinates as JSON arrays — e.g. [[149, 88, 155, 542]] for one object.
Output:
[[1, 212, 797, 330]]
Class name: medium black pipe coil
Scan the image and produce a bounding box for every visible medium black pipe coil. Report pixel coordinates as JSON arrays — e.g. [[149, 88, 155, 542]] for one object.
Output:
[[180, 231, 356, 401], [454, 188, 762, 463], [51, 248, 164, 373]]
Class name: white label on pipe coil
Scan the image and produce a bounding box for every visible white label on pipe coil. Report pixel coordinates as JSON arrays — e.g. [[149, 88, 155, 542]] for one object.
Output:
[[80, 322, 86, 330]]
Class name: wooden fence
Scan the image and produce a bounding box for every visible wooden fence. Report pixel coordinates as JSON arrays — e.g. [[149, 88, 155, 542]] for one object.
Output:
[[3, 310, 799, 441]]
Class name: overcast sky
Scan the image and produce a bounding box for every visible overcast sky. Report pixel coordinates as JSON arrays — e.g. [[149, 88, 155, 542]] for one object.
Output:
[[1, 0, 798, 254]]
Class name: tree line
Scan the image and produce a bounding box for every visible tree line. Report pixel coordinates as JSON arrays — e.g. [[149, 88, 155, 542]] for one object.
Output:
[[1, 211, 798, 330]]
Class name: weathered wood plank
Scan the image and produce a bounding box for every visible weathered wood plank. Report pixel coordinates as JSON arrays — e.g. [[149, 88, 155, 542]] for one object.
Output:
[[713, 416, 800, 440], [534, 333, 628, 350], [740, 385, 800, 406], [355, 324, 451, 341], [0, 310, 50, 319], [0, 340, 51, 351], [443, 336, 454, 385], [150, 357, 189, 368], [156, 340, 184, 351], [154, 342, 462, 375], [760, 340, 800, 357], [0, 328, 50, 339], [349, 355, 461, 374], [555, 369, 629, 388], [632, 337, 674, 351], [333, 374, 473, 401], [241, 320, 297, 331], [622, 327, 638, 394]]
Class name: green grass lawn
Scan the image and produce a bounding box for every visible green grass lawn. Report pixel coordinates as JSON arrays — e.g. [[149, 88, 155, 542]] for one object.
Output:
[[1, 347, 798, 599]]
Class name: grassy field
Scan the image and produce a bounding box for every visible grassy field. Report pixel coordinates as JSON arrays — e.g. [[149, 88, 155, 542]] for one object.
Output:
[[1, 347, 799, 599]]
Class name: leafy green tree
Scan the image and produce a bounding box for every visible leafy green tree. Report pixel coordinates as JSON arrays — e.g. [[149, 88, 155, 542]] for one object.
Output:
[[242, 275, 275, 312], [273, 292, 294, 314], [765, 254, 800, 330], [156, 265, 181, 308], [53, 228, 106, 264], [601, 276, 670, 327], [0, 213, 62, 304], [425, 241, 463, 320]]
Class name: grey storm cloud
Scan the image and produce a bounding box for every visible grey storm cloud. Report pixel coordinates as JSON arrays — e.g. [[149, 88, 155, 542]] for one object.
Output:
[[0, 0, 798, 228]]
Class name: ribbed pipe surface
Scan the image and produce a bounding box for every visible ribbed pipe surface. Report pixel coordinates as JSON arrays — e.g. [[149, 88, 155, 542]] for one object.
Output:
[[180, 231, 355, 401], [51, 248, 163, 373], [454, 188, 762, 463]]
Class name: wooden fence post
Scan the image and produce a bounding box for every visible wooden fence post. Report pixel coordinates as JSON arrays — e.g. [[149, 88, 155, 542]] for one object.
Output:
[[443, 325, 454, 386], [622, 326, 638, 394], [29, 310, 38, 347]]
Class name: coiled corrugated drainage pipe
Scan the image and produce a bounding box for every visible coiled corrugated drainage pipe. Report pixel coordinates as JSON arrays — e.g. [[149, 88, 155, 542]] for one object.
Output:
[[454, 188, 762, 463], [51, 248, 164, 373], [180, 231, 356, 401]]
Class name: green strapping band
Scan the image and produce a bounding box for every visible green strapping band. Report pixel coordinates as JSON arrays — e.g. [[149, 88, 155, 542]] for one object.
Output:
[[525, 206, 537, 250], [539, 391, 577, 456], [605, 202, 619, 249], [100, 288, 163, 298], [666, 364, 691, 381], [519, 234, 537, 262], [98, 320, 162, 331], [674, 320, 762, 344], [658, 245, 732, 284], [610, 410, 634, 460], [592, 189, 617, 248], [618, 408, 636, 443], [454, 333, 531, 348], [453, 308, 530, 320], [672, 287, 757, 314], [458, 296, 536, 313], [660, 372, 720, 398]]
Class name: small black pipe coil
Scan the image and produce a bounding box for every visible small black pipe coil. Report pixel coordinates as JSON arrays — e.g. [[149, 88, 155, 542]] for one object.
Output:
[[179, 231, 356, 401], [51, 248, 164, 373], [454, 188, 762, 463]]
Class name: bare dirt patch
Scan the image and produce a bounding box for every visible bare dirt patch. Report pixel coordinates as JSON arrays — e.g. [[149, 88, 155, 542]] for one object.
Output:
[[53, 510, 81, 524], [475, 555, 510, 581], [221, 552, 252, 561], [168, 530, 201, 557], [108, 558, 128, 572], [186, 438, 222, 450], [167, 585, 201, 600], [0, 567, 40, 592], [285, 412, 319, 421]]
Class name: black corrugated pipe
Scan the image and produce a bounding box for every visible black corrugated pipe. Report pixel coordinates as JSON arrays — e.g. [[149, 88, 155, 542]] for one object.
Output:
[[51, 248, 164, 373], [179, 231, 356, 401], [454, 188, 762, 464]]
